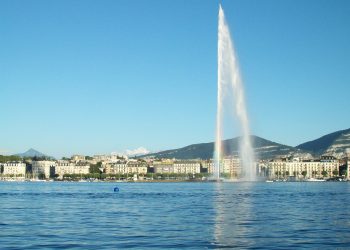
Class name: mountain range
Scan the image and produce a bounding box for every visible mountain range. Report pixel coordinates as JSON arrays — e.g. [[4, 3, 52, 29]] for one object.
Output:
[[141, 128, 350, 160], [13, 128, 350, 160]]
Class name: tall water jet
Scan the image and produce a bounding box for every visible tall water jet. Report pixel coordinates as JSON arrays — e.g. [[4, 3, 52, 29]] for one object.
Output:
[[214, 4, 256, 181]]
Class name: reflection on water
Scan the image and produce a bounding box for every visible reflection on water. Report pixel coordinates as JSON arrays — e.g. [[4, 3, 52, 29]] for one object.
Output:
[[213, 182, 350, 249], [214, 182, 254, 248]]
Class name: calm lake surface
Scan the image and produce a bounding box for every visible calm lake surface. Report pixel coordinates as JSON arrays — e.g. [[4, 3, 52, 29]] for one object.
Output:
[[0, 182, 349, 249]]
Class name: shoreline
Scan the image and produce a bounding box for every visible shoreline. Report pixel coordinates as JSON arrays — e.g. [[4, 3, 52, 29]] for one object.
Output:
[[0, 178, 348, 183]]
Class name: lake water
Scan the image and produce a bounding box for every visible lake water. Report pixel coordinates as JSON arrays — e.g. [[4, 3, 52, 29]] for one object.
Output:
[[0, 182, 349, 249]]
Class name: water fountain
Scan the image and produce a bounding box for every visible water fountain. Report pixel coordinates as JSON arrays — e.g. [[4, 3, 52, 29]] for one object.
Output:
[[214, 4, 256, 181]]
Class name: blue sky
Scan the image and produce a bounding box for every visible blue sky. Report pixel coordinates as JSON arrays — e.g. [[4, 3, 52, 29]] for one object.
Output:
[[1, 0, 349, 158]]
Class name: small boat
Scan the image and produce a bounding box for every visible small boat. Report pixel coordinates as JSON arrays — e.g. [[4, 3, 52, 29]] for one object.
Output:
[[30, 179, 47, 182], [307, 178, 325, 182]]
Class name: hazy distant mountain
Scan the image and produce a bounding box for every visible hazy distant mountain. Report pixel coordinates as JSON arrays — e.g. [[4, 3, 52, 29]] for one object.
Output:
[[141, 135, 301, 160], [297, 128, 350, 157], [15, 148, 48, 158]]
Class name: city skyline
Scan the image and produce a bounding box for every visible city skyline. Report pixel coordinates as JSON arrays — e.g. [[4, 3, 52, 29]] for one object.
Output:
[[1, 0, 350, 158]]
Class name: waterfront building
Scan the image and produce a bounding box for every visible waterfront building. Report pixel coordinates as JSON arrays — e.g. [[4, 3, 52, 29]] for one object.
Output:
[[1, 162, 26, 178], [202, 157, 242, 177], [152, 159, 175, 174], [55, 161, 90, 178], [32, 161, 56, 179], [173, 161, 201, 174], [104, 162, 126, 174], [201, 160, 213, 174], [126, 160, 148, 175], [153, 163, 174, 174], [267, 156, 339, 179], [257, 161, 269, 177], [103, 160, 147, 175], [222, 157, 241, 177], [267, 158, 288, 179]]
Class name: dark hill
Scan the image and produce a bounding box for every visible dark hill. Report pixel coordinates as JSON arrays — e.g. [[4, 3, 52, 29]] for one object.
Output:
[[141, 135, 299, 160], [296, 128, 350, 156]]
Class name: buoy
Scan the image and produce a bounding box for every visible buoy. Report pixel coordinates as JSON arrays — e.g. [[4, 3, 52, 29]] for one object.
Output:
[[114, 187, 119, 192]]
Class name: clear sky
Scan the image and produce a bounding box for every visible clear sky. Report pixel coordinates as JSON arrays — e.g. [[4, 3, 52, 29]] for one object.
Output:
[[1, 0, 349, 158]]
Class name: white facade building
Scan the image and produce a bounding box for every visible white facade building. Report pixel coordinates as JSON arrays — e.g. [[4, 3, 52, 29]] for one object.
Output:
[[103, 160, 147, 175], [267, 157, 339, 179], [173, 161, 201, 174], [152, 159, 174, 174], [202, 157, 242, 177], [55, 161, 90, 178], [2, 162, 26, 178], [32, 161, 56, 179]]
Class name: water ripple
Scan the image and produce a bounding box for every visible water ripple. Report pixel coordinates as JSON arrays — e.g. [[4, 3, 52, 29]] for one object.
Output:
[[0, 182, 349, 248]]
